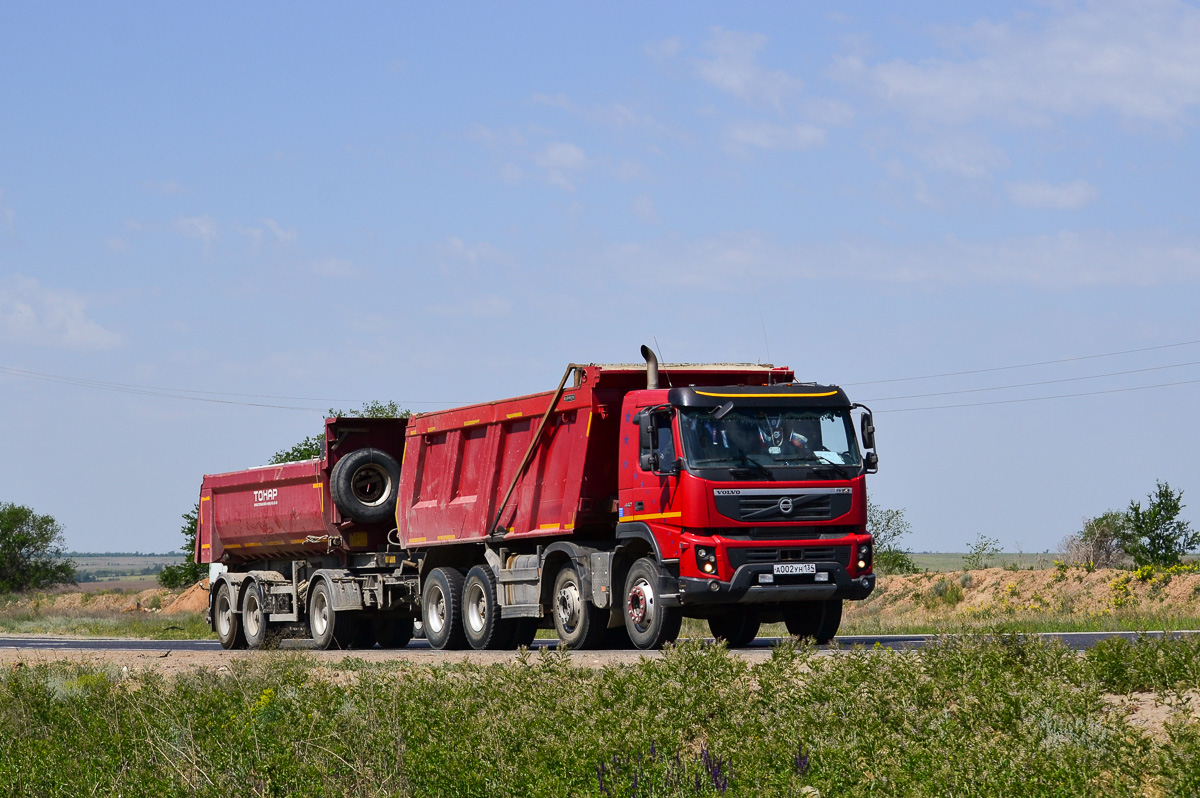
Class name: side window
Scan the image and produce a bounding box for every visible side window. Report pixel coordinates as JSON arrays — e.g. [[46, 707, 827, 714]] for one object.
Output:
[[655, 416, 676, 467], [638, 410, 676, 473]]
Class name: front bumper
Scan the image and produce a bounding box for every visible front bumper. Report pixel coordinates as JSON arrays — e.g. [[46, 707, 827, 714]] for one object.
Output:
[[673, 563, 874, 606]]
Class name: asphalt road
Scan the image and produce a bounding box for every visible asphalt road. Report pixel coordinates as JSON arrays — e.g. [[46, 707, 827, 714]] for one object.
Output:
[[1, 630, 1194, 653]]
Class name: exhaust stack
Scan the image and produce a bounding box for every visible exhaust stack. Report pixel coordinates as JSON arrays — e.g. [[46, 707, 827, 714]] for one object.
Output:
[[640, 344, 659, 390]]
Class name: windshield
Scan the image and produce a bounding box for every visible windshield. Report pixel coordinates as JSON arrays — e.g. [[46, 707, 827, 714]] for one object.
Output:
[[678, 407, 862, 476]]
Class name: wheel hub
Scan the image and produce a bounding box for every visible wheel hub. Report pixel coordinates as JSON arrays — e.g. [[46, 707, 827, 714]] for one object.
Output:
[[627, 584, 649, 625], [556, 585, 580, 630]]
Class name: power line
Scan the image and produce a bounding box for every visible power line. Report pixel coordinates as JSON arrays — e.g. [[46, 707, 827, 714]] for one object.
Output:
[[843, 339, 1200, 387], [0, 366, 463, 409], [878, 377, 1200, 413], [862, 360, 1200, 402]]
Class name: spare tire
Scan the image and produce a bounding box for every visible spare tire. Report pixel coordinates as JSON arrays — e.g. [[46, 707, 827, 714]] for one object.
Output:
[[329, 447, 401, 524]]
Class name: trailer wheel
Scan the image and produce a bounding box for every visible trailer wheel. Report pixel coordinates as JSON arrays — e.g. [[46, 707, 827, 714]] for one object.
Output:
[[422, 567, 468, 650], [552, 564, 607, 650], [329, 447, 401, 525], [242, 582, 277, 650], [783, 598, 843, 644], [214, 581, 247, 650], [462, 565, 515, 650], [623, 558, 682, 650], [708, 611, 761, 648], [373, 616, 414, 649], [309, 580, 357, 650]]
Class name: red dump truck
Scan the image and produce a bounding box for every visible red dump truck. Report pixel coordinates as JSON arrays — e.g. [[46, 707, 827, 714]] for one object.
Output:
[[197, 348, 878, 651]]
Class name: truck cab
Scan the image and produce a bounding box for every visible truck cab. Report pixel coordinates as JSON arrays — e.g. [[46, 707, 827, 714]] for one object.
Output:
[[614, 381, 877, 640]]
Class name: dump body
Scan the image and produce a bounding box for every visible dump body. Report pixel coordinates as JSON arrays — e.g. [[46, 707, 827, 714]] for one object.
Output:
[[397, 363, 794, 548], [197, 417, 408, 565]]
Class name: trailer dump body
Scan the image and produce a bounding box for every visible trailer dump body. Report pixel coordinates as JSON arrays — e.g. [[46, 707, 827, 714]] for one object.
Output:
[[197, 417, 408, 565], [197, 354, 878, 653]]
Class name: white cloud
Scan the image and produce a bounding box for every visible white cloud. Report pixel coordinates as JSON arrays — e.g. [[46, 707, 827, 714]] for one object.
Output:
[[845, 0, 1200, 125], [174, 215, 219, 247], [632, 195, 660, 224], [0, 276, 122, 350], [535, 141, 588, 190], [696, 28, 801, 107], [106, 237, 127, 252], [439, 237, 500, 268], [263, 219, 297, 245], [532, 94, 669, 134], [589, 229, 1200, 289], [1007, 180, 1099, 210], [916, 136, 1010, 179], [727, 122, 826, 151], [644, 36, 683, 59]]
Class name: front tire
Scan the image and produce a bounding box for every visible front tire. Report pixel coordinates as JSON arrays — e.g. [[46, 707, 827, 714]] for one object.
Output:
[[783, 598, 842, 644], [708, 611, 760, 648], [214, 581, 247, 650], [552, 564, 607, 649], [623, 558, 682, 650], [309, 580, 358, 650], [422, 567, 468, 650]]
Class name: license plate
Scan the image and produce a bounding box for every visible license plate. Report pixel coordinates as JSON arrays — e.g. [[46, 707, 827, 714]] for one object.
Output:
[[773, 563, 816, 575]]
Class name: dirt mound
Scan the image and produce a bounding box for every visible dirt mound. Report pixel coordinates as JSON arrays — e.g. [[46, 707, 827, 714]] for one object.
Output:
[[163, 579, 210, 614], [846, 566, 1200, 628]]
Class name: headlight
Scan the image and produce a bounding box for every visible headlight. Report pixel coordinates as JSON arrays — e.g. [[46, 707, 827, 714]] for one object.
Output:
[[694, 545, 717, 576], [857, 544, 873, 571]]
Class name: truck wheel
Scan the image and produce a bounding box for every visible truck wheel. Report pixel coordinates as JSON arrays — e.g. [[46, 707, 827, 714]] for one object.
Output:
[[214, 581, 247, 650], [623, 558, 682, 650], [553, 564, 607, 650], [329, 447, 401, 525], [373, 616, 414, 649], [242, 582, 277, 650], [422, 567, 468, 650], [462, 565, 514, 650], [708, 612, 761, 648], [783, 598, 843, 644], [309, 580, 358, 650]]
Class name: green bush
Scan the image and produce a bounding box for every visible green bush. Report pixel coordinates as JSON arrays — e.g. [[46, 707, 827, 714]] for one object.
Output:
[[2, 636, 1196, 797]]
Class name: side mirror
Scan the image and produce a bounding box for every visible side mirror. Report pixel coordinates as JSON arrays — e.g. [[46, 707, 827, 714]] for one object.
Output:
[[640, 452, 659, 471], [860, 412, 875, 451], [864, 451, 879, 474], [638, 412, 658, 452]]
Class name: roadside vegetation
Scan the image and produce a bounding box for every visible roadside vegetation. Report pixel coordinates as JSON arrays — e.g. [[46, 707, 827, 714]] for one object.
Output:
[[2, 635, 1198, 797]]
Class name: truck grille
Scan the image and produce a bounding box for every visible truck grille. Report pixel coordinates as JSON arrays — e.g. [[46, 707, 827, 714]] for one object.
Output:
[[713, 488, 852, 523], [726, 545, 852, 569]]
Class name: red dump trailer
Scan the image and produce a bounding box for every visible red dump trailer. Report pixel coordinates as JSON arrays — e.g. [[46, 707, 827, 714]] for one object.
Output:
[[199, 348, 878, 650]]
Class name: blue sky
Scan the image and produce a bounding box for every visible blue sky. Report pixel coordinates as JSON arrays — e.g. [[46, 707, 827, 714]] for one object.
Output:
[[2, 1, 1198, 553]]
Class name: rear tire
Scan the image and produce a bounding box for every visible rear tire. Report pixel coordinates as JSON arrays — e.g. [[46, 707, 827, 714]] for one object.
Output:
[[329, 447, 401, 525], [309, 580, 358, 650], [462, 565, 514, 650], [708, 612, 761, 648], [242, 582, 276, 650], [623, 558, 682, 650], [783, 598, 842, 644], [552, 564, 607, 650], [422, 567, 468, 650], [214, 581, 247, 650]]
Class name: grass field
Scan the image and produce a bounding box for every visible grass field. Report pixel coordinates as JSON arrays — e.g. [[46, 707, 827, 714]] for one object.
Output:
[[2, 634, 1198, 797]]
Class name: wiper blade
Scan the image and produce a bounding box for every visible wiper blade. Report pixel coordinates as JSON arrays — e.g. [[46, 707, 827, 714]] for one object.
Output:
[[810, 452, 854, 480], [729, 455, 773, 480]]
